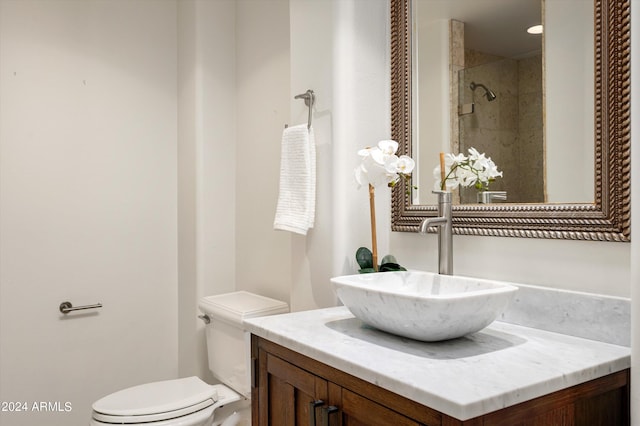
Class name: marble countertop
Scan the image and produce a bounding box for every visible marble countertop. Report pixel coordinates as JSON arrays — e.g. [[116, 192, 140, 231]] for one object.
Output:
[[244, 306, 630, 421]]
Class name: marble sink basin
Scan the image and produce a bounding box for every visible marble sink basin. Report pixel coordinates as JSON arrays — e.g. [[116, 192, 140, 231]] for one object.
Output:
[[330, 271, 518, 342]]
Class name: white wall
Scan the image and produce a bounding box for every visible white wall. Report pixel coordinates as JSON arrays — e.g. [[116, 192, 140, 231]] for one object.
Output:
[[177, 0, 237, 380], [235, 0, 292, 304], [545, 0, 594, 203], [391, 234, 629, 297], [288, 0, 391, 311], [177, 0, 292, 380], [0, 1, 178, 424], [415, 13, 451, 205], [288, 0, 336, 311]]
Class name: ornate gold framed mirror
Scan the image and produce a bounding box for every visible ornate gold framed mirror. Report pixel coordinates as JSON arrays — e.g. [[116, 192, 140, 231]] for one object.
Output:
[[390, 0, 630, 241]]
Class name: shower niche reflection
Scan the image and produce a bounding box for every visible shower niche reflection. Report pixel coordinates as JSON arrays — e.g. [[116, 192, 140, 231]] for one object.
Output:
[[457, 55, 544, 204]]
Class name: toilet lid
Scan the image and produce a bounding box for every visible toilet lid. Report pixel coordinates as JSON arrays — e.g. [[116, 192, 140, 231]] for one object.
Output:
[[92, 377, 216, 423], [199, 291, 289, 326]]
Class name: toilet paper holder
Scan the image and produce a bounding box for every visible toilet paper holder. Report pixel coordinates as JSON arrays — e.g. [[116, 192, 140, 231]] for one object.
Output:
[[59, 301, 103, 314]]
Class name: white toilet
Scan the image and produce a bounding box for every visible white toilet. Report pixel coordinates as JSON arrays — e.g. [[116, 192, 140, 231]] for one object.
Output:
[[90, 291, 289, 426]]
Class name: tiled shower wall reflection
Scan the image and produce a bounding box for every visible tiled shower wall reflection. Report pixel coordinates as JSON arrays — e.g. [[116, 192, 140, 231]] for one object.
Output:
[[451, 22, 545, 204]]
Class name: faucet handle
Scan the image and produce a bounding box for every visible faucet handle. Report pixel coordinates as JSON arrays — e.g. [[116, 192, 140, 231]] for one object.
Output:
[[432, 190, 453, 201], [477, 191, 507, 204], [419, 216, 447, 233]]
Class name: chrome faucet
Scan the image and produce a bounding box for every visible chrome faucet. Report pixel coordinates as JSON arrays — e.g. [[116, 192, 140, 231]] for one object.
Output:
[[419, 191, 453, 275]]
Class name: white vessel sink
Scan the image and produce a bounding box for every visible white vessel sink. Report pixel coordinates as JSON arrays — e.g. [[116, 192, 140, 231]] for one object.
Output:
[[330, 271, 518, 342]]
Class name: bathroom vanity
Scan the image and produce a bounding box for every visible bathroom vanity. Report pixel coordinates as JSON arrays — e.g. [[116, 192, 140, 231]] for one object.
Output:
[[245, 307, 630, 425]]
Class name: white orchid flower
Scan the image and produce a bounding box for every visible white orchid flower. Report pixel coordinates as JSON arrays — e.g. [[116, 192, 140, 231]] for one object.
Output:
[[467, 147, 482, 160], [435, 147, 502, 191], [384, 155, 415, 175], [370, 147, 387, 166], [358, 146, 375, 157], [356, 140, 414, 274], [433, 165, 461, 190], [396, 155, 415, 174], [377, 140, 399, 156], [355, 140, 413, 189], [484, 160, 503, 179], [434, 153, 465, 190], [355, 151, 395, 188], [450, 152, 467, 165], [458, 167, 477, 187]]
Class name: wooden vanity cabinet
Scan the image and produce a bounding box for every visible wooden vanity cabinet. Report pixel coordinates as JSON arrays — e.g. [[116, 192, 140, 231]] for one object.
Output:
[[251, 335, 630, 426], [251, 335, 437, 426]]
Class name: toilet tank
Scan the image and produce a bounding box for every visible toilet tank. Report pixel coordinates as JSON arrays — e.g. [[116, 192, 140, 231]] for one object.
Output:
[[198, 291, 289, 398]]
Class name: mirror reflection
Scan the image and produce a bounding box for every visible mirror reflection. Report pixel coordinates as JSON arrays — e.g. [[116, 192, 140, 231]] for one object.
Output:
[[412, 0, 594, 206]]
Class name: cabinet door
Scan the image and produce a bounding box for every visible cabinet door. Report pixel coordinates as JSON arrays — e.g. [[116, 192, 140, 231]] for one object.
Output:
[[329, 383, 426, 426], [478, 369, 629, 426], [481, 405, 574, 426], [575, 385, 629, 426], [257, 349, 328, 426]]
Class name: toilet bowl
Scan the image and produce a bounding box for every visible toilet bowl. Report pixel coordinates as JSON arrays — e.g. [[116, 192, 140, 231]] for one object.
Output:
[[90, 377, 241, 426], [90, 291, 288, 425]]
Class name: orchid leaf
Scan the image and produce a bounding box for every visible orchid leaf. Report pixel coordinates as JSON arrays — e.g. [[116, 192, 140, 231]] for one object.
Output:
[[379, 262, 407, 272], [355, 247, 373, 270], [356, 249, 407, 274]]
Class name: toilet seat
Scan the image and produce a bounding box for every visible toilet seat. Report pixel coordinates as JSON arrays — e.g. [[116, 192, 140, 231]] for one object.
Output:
[[92, 377, 239, 424], [92, 400, 214, 424]]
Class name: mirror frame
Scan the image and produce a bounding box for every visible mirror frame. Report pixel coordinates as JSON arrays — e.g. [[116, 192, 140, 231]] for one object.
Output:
[[391, 0, 630, 241]]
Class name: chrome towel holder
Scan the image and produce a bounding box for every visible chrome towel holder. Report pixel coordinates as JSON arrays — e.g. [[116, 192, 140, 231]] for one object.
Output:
[[287, 89, 315, 129]]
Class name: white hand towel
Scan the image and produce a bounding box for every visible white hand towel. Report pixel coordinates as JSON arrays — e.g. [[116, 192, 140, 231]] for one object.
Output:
[[273, 124, 316, 235]]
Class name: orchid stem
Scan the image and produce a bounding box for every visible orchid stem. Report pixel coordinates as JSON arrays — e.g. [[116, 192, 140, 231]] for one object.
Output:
[[368, 184, 378, 272], [441, 165, 458, 190]]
